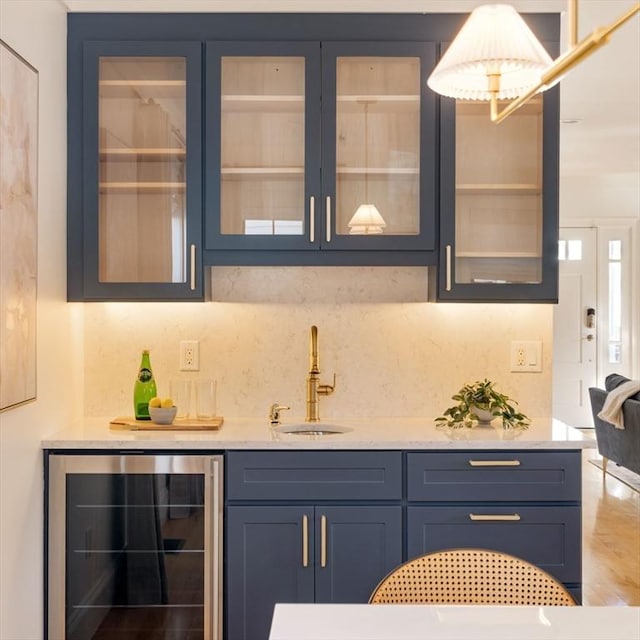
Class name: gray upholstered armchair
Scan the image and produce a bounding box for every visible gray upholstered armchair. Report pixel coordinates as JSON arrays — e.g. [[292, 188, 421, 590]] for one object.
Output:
[[589, 374, 640, 476]]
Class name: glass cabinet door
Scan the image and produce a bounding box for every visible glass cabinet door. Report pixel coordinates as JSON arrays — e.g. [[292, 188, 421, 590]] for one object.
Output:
[[98, 57, 187, 283], [205, 42, 321, 251], [48, 455, 223, 640], [322, 42, 436, 251], [455, 99, 543, 285], [80, 42, 202, 299], [438, 89, 559, 302]]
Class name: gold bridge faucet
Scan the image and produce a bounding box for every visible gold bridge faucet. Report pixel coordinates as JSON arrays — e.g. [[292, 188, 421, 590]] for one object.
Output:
[[306, 325, 336, 422]]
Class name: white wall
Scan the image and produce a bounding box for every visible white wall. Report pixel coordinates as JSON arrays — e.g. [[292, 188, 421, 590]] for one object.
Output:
[[0, 2, 80, 639]]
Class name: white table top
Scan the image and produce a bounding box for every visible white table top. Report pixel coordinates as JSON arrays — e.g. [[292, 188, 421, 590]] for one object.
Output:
[[269, 604, 640, 640]]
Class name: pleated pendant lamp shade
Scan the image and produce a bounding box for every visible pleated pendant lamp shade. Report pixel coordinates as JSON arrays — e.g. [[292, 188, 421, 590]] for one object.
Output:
[[427, 4, 553, 101]]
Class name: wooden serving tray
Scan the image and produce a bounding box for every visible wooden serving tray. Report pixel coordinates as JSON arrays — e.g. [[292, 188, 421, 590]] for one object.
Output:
[[110, 416, 224, 431]]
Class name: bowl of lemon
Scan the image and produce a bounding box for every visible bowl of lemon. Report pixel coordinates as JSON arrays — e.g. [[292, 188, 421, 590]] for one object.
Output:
[[148, 397, 177, 425]]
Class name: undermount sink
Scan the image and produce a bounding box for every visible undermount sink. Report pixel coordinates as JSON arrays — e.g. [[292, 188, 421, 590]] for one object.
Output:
[[271, 423, 353, 436]]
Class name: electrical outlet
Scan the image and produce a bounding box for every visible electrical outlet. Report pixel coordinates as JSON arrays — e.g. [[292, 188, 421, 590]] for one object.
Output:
[[510, 340, 542, 373], [179, 340, 200, 371]]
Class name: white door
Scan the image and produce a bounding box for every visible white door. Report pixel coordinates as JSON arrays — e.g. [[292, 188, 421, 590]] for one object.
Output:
[[553, 228, 598, 428]]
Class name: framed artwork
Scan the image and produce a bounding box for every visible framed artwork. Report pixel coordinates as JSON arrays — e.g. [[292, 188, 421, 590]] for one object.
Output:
[[0, 40, 38, 412]]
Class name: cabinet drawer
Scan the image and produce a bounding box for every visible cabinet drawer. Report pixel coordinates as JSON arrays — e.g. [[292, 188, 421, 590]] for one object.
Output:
[[407, 451, 581, 502], [407, 505, 581, 583], [227, 451, 402, 501]]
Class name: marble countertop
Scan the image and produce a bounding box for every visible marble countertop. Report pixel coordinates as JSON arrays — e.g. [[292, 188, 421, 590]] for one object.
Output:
[[42, 416, 594, 450]]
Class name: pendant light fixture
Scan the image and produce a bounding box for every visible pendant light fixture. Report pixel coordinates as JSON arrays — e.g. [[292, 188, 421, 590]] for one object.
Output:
[[427, 0, 640, 124], [348, 100, 387, 235]]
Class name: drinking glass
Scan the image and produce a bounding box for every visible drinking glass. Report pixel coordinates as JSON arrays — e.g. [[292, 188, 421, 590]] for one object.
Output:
[[195, 379, 217, 420]]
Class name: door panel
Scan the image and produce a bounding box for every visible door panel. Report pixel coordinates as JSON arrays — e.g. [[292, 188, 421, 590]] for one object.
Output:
[[314, 506, 402, 604], [553, 228, 597, 428], [226, 506, 314, 640]]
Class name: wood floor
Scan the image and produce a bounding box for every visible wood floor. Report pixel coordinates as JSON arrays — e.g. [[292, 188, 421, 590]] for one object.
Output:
[[581, 447, 640, 605]]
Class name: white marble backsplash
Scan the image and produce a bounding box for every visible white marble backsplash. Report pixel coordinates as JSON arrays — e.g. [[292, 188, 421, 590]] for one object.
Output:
[[83, 267, 553, 420]]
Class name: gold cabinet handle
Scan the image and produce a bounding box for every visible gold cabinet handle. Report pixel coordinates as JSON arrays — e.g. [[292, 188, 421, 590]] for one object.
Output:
[[302, 515, 309, 568], [309, 196, 315, 243], [320, 515, 327, 568], [468, 460, 521, 467], [469, 513, 521, 521], [325, 197, 331, 243], [189, 244, 196, 291], [445, 244, 452, 291]]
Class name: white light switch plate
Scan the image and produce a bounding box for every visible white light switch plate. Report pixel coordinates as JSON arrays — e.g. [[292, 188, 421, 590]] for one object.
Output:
[[510, 340, 542, 373]]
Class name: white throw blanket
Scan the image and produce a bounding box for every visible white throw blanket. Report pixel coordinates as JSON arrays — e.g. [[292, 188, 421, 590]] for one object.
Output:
[[597, 380, 640, 430]]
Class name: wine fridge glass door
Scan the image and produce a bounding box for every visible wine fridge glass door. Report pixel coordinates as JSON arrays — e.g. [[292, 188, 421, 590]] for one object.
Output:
[[47, 454, 223, 640]]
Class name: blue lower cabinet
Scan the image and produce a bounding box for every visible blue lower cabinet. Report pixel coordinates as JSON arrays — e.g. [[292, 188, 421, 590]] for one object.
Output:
[[226, 504, 402, 640], [407, 505, 581, 584]]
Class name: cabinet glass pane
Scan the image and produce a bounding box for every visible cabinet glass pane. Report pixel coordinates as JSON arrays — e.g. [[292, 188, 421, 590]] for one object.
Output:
[[335, 57, 420, 236], [455, 99, 543, 285], [220, 57, 305, 236], [65, 473, 204, 640], [98, 57, 187, 283]]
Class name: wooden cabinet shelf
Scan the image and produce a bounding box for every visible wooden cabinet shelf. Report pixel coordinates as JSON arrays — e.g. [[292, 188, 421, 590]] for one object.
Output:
[[220, 167, 305, 182], [456, 251, 541, 259], [99, 181, 186, 193], [457, 184, 541, 195], [100, 147, 186, 160], [222, 94, 304, 112], [336, 167, 418, 175], [336, 94, 420, 112], [99, 79, 186, 98]]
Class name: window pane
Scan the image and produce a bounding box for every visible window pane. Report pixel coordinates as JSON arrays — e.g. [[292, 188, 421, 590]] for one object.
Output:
[[567, 240, 582, 261], [558, 240, 566, 261], [608, 261, 622, 342], [608, 239, 622, 261], [609, 342, 622, 365]]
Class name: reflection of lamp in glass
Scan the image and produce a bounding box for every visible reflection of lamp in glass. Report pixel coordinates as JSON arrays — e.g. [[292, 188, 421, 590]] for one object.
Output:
[[348, 101, 386, 235]]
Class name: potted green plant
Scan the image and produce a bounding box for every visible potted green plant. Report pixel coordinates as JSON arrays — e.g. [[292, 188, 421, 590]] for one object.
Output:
[[435, 379, 530, 429]]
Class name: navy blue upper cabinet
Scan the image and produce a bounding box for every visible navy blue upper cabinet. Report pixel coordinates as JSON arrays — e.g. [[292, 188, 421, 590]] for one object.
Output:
[[434, 59, 560, 302], [204, 40, 437, 263], [68, 41, 204, 300], [67, 13, 559, 298]]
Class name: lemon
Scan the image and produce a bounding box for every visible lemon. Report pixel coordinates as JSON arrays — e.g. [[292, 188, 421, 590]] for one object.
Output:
[[149, 397, 162, 408], [161, 397, 174, 409]]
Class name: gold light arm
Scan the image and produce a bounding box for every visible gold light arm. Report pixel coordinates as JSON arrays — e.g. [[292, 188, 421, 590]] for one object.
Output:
[[568, 0, 579, 47], [490, 1, 640, 124]]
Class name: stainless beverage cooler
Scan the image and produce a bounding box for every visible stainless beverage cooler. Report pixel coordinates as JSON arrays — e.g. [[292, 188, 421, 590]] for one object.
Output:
[[47, 454, 223, 640]]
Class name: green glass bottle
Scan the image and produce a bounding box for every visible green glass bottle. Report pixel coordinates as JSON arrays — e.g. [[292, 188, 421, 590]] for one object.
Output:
[[133, 349, 157, 420]]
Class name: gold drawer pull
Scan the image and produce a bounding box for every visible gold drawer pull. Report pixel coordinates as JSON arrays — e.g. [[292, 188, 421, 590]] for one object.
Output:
[[302, 515, 309, 568], [320, 515, 327, 568], [469, 513, 521, 521], [468, 460, 521, 467], [309, 196, 315, 243]]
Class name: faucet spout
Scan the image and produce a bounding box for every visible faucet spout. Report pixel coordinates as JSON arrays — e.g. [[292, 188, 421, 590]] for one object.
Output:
[[310, 325, 320, 374], [306, 325, 336, 422]]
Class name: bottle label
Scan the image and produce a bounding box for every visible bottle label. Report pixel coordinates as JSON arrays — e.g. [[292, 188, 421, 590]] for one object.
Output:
[[136, 402, 151, 419], [138, 368, 153, 383]]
